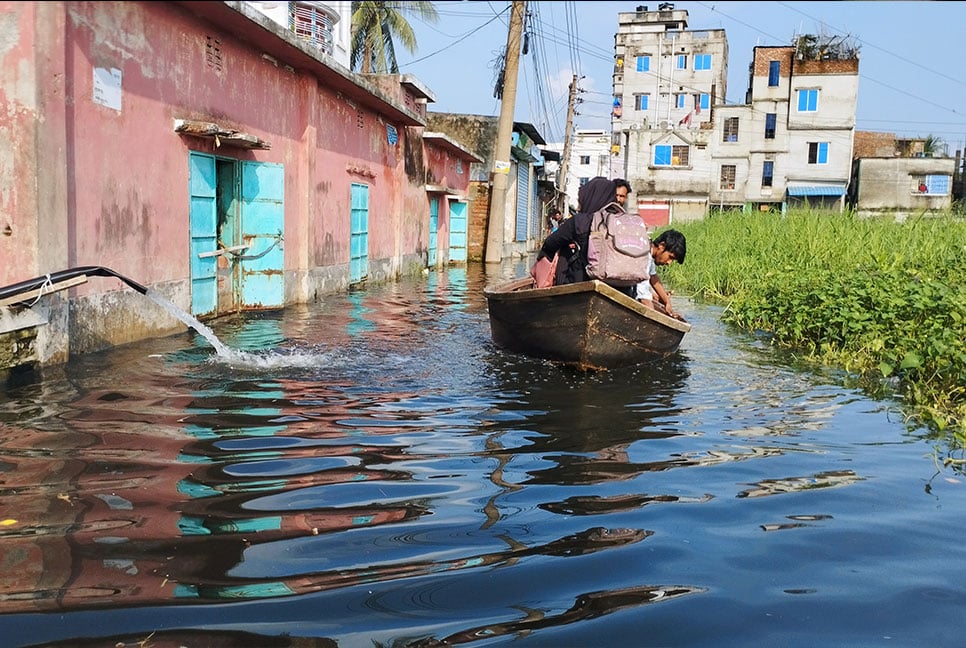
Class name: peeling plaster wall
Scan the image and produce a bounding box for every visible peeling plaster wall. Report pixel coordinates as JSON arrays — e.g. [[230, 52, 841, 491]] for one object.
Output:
[[1, 1, 433, 366]]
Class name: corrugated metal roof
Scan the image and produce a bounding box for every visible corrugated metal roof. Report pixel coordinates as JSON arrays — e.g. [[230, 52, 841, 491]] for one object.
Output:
[[787, 185, 846, 196]]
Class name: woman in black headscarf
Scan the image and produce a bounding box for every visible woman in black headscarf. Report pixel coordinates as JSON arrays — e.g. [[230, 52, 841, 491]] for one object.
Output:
[[538, 176, 617, 285]]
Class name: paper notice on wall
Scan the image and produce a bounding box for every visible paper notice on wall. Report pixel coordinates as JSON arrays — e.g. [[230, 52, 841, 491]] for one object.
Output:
[[494, 160, 510, 174], [93, 67, 122, 112]]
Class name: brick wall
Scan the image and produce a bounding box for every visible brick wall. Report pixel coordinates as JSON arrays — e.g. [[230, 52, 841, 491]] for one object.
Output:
[[854, 131, 896, 158], [468, 182, 491, 261]]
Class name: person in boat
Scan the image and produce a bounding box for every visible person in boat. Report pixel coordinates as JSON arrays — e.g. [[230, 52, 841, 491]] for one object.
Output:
[[613, 178, 631, 208], [635, 228, 687, 320], [537, 176, 617, 286]]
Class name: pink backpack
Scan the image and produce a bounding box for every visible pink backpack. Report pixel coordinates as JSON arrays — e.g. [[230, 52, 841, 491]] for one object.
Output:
[[585, 202, 651, 287]]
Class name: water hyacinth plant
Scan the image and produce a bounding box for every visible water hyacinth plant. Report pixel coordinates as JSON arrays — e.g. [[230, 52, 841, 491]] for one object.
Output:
[[660, 209, 966, 439]]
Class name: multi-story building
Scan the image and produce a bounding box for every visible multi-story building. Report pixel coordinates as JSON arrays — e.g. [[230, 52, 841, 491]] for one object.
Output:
[[563, 130, 613, 210], [611, 3, 728, 226], [608, 3, 858, 226]]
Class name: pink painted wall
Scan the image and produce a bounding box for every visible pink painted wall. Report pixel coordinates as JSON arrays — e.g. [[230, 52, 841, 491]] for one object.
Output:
[[423, 140, 478, 263], [0, 0, 451, 362], [2, 0, 432, 299]]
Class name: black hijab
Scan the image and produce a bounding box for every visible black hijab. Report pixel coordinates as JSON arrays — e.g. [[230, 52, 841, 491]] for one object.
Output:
[[539, 177, 617, 284]]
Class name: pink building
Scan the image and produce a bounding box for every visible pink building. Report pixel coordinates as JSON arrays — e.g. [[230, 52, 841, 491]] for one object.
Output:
[[0, 1, 480, 371]]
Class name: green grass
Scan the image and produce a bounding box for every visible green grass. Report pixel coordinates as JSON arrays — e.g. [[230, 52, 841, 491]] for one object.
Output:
[[660, 208, 966, 440]]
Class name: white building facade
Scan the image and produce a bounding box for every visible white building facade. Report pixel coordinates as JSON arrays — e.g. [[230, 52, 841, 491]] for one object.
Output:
[[606, 3, 857, 227]]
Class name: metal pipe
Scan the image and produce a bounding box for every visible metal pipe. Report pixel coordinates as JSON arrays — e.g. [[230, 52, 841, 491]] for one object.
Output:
[[0, 266, 148, 302]]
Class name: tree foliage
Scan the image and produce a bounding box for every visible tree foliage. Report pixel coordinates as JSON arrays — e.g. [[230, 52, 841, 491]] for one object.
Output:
[[350, 1, 438, 74]]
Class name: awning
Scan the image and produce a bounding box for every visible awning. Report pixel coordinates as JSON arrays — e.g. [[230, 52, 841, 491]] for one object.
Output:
[[174, 118, 271, 150], [787, 185, 845, 197]]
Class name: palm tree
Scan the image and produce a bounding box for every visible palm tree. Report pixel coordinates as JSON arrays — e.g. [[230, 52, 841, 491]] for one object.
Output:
[[350, 1, 438, 74], [923, 134, 946, 157]]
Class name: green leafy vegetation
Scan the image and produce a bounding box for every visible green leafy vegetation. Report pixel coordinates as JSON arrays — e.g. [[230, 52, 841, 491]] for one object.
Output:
[[661, 209, 966, 439]]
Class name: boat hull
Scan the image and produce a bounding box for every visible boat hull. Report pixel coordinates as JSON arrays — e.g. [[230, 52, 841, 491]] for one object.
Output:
[[483, 277, 691, 370]]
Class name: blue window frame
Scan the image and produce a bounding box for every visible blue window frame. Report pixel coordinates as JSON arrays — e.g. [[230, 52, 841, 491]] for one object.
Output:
[[699, 94, 710, 110], [675, 94, 686, 109], [654, 145, 689, 167], [676, 54, 687, 70], [694, 53, 712, 70], [768, 61, 780, 86], [636, 55, 650, 72], [635, 93, 649, 110], [762, 160, 774, 187], [797, 88, 819, 112], [808, 142, 829, 164], [923, 175, 950, 195], [765, 113, 776, 139]]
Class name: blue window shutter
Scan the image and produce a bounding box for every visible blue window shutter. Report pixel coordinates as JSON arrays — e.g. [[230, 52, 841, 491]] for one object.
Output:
[[654, 145, 671, 166], [768, 61, 780, 86]]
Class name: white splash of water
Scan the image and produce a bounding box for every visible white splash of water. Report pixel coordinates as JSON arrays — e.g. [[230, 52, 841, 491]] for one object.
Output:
[[144, 288, 232, 356], [143, 289, 333, 370]]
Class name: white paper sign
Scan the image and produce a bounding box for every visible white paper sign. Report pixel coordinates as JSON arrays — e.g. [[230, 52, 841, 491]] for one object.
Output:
[[93, 67, 122, 111]]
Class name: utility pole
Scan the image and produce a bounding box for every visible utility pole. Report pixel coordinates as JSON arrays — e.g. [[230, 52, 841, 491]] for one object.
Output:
[[484, 0, 526, 265], [556, 74, 578, 213]]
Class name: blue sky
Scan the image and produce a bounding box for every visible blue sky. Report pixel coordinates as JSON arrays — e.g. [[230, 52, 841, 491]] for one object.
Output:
[[399, 1, 966, 152]]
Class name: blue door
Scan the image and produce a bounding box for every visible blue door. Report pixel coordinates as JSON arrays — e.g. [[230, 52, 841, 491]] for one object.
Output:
[[428, 197, 439, 267], [240, 161, 284, 308], [515, 162, 530, 242], [189, 152, 218, 316], [350, 183, 369, 284], [448, 200, 467, 263]]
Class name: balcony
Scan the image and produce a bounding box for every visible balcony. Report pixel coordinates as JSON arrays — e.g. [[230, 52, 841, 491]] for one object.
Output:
[[290, 1, 337, 55]]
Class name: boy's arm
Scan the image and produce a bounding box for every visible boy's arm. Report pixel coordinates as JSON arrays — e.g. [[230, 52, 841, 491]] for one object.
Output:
[[649, 275, 679, 318]]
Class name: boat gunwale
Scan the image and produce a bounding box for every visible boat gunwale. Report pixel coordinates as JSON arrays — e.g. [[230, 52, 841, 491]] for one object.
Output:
[[484, 278, 691, 334]]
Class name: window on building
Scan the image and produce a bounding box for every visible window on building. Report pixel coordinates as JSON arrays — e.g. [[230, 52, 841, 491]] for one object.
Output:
[[762, 160, 774, 187], [694, 53, 712, 70], [634, 93, 649, 110], [654, 144, 690, 167], [456, 159, 463, 175], [636, 55, 650, 72], [768, 60, 780, 86], [676, 54, 688, 70], [797, 88, 819, 112], [579, 177, 589, 186], [675, 94, 687, 109], [807, 142, 829, 164], [579, 155, 591, 165], [720, 165, 736, 190], [916, 175, 950, 195], [291, 3, 334, 53], [723, 117, 739, 142], [699, 94, 710, 111], [764, 113, 776, 139]]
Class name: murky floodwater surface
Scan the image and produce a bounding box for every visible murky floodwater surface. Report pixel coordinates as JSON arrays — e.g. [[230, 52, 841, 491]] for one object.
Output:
[[0, 262, 964, 648]]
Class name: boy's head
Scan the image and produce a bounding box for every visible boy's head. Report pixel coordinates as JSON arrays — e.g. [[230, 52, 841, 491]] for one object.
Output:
[[651, 229, 686, 265]]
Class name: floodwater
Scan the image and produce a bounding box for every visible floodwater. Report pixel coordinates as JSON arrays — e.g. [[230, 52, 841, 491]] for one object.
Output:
[[1, 261, 964, 648]]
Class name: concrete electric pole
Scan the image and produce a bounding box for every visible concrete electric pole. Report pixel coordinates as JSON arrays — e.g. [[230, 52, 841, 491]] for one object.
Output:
[[556, 74, 578, 213], [484, 0, 526, 265]]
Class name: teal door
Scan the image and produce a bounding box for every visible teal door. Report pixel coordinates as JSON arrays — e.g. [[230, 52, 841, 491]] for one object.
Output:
[[350, 183, 369, 284], [448, 200, 467, 263], [428, 197, 439, 267], [189, 152, 218, 316], [240, 161, 284, 308]]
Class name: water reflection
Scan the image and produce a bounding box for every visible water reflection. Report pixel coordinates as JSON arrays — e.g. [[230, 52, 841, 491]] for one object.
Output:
[[1, 264, 964, 647]]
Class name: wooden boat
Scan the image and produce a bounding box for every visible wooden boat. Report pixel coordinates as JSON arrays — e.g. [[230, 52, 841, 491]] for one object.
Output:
[[483, 277, 691, 370]]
